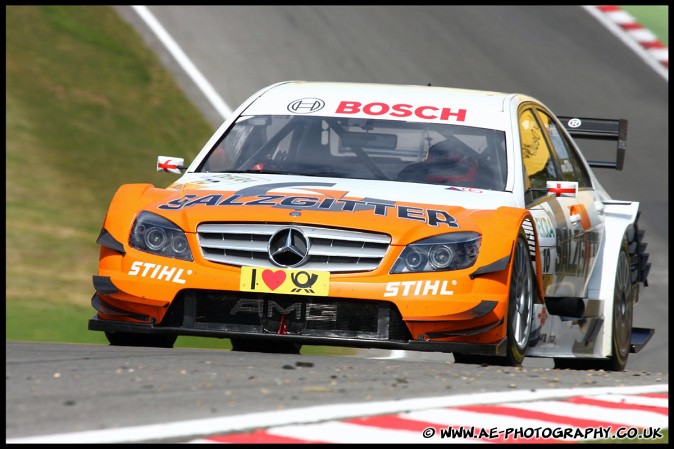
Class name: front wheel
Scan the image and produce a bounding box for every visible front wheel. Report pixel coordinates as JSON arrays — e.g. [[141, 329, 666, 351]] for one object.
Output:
[[454, 230, 534, 367], [504, 232, 534, 366]]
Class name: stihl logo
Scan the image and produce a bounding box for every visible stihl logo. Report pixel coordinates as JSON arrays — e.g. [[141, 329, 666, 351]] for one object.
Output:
[[128, 261, 191, 284], [384, 280, 456, 297], [336, 101, 467, 122]]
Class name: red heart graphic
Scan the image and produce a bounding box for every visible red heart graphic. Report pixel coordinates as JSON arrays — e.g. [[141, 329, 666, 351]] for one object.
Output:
[[262, 269, 286, 290]]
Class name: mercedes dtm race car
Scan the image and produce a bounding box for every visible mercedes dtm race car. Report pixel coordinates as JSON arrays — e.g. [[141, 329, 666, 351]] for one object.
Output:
[[89, 81, 653, 371]]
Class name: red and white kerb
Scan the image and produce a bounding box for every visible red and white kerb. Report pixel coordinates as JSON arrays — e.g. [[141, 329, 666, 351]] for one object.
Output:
[[592, 5, 668, 70]]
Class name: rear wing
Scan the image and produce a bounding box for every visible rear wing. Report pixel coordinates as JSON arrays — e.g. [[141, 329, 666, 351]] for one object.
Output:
[[557, 116, 627, 171]]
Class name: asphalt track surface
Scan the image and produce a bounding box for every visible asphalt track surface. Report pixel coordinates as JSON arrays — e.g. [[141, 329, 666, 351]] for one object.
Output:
[[6, 6, 668, 443]]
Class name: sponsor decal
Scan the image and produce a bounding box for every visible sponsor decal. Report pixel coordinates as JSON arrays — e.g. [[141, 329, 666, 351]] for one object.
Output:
[[567, 118, 582, 128], [188, 173, 268, 184], [534, 216, 555, 239], [384, 280, 456, 297], [167, 174, 267, 191], [541, 247, 555, 275], [230, 298, 338, 322], [287, 98, 325, 114], [159, 182, 459, 228], [128, 261, 191, 284], [569, 204, 591, 231], [335, 101, 467, 122], [560, 159, 574, 173], [240, 266, 329, 296], [555, 227, 600, 278], [529, 303, 548, 347], [537, 305, 548, 327], [446, 186, 483, 193]]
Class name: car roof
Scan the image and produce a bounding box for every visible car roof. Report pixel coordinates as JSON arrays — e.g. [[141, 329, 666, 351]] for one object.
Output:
[[243, 81, 529, 130]]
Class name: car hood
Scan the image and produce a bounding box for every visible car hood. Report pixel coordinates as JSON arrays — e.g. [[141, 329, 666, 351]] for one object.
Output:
[[148, 173, 518, 245]]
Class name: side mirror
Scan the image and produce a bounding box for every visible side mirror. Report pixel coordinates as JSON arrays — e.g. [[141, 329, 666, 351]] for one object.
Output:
[[157, 156, 186, 174]]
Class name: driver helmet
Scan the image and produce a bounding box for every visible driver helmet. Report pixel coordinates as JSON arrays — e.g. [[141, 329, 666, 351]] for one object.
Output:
[[424, 139, 478, 184]]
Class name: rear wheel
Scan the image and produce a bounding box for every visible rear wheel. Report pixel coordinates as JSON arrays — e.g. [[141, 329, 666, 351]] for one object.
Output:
[[230, 338, 302, 354], [454, 230, 534, 367], [554, 241, 633, 371], [606, 245, 634, 370], [105, 331, 176, 348]]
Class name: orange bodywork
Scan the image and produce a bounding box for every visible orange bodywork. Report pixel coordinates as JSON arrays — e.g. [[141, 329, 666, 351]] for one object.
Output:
[[95, 183, 542, 347]]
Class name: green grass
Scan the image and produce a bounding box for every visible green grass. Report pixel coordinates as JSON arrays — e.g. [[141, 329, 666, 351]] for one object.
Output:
[[6, 5, 214, 322], [4, 5, 360, 360], [622, 5, 668, 45]]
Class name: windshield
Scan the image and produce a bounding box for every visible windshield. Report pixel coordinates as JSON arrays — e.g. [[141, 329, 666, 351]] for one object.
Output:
[[197, 115, 507, 191]]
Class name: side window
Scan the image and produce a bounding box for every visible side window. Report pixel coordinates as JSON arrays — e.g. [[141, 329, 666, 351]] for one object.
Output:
[[519, 108, 558, 201], [536, 110, 591, 187]]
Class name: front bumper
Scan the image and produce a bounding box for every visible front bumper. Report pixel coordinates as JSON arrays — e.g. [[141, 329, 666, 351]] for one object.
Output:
[[89, 289, 507, 356]]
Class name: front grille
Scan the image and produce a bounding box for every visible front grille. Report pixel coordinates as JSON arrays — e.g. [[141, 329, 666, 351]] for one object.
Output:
[[197, 223, 391, 272], [161, 290, 411, 341]]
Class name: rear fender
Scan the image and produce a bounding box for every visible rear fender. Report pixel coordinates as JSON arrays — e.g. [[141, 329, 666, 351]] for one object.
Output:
[[587, 201, 640, 357], [586, 201, 640, 301]]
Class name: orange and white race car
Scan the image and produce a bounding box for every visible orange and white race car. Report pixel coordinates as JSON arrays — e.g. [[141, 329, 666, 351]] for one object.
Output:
[[89, 81, 652, 370]]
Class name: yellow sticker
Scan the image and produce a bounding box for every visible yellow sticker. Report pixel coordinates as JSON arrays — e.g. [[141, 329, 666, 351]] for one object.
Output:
[[240, 266, 329, 296]]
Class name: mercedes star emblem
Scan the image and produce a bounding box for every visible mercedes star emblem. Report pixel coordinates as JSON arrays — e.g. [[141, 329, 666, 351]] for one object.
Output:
[[268, 227, 310, 267]]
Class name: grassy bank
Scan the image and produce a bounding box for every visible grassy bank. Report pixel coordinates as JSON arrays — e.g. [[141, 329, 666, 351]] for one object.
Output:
[[6, 5, 215, 346], [4, 6, 362, 355]]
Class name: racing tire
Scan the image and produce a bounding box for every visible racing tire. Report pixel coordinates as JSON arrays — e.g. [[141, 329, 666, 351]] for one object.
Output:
[[504, 232, 534, 366], [554, 241, 633, 371], [104, 331, 177, 348], [230, 338, 302, 354], [454, 230, 534, 367]]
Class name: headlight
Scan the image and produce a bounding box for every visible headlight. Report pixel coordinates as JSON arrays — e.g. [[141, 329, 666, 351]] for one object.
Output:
[[390, 232, 481, 273], [129, 211, 193, 261]]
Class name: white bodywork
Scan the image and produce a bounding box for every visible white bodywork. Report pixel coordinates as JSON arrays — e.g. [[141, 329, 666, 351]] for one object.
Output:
[[172, 81, 643, 362]]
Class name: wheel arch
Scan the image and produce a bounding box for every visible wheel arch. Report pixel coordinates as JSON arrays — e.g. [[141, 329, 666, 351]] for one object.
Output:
[[586, 201, 641, 302], [473, 206, 544, 303], [586, 201, 641, 358], [101, 183, 166, 245]]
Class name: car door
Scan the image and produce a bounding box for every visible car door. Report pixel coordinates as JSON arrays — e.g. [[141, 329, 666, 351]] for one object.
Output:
[[518, 105, 603, 299]]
